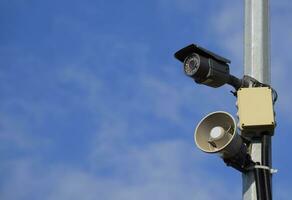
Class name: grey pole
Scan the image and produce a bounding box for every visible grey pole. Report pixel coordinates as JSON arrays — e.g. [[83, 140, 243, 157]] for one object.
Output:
[[243, 0, 271, 199]]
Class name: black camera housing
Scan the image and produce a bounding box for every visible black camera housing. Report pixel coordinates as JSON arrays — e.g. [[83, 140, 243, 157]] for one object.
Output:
[[174, 44, 232, 88]]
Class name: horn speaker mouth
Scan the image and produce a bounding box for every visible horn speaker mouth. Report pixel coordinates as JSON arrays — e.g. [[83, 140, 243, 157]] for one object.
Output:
[[194, 111, 237, 154]]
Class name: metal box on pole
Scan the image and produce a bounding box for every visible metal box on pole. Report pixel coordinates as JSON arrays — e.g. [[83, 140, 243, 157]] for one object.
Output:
[[237, 87, 275, 136]]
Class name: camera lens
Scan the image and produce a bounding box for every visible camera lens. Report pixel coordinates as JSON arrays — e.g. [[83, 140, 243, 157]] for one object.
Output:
[[184, 53, 200, 76]]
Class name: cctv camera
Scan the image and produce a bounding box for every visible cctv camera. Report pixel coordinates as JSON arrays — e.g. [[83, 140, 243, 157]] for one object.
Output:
[[174, 44, 242, 89]]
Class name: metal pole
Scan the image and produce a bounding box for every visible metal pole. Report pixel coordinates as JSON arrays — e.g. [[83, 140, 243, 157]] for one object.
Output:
[[243, 0, 271, 199]]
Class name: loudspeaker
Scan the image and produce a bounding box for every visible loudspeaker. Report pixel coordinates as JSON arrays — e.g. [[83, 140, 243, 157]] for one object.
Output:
[[194, 111, 243, 158]]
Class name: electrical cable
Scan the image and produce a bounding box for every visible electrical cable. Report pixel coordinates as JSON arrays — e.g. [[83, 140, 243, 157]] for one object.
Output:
[[262, 135, 272, 200], [254, 166, 265, 200], [252, 135, 273, 200]]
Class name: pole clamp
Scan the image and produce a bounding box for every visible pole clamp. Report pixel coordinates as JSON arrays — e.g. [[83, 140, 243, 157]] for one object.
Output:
[[248, 165, 278, 174]]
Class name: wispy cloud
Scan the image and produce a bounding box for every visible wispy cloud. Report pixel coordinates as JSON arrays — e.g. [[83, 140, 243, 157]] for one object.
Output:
[[1, 139, 240, 200]]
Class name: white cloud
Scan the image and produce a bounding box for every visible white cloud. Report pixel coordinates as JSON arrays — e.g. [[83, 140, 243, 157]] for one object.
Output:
[[209, 1, 243, 74], [0, 140, 241, 200]]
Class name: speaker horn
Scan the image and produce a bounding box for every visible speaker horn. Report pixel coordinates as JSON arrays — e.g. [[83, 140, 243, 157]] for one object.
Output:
[[194, 111, 243, 158]]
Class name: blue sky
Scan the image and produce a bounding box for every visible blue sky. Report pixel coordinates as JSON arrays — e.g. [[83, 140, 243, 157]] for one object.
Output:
[[0, 0, 292, 199]]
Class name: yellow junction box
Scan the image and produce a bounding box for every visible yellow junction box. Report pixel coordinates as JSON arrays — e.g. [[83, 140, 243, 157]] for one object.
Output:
[[237, 87, 275, 134]]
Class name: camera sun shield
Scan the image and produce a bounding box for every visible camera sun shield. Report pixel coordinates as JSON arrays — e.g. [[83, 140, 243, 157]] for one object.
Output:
[[174, 44, 231, 64]]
